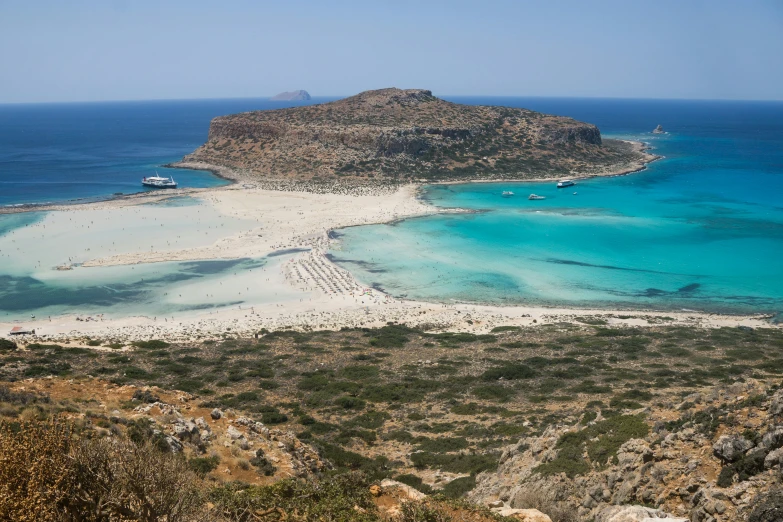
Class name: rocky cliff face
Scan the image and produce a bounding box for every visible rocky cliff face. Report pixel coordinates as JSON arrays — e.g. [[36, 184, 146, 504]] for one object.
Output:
[[181, 88, 649, 182], [469, 380, 783, 522]]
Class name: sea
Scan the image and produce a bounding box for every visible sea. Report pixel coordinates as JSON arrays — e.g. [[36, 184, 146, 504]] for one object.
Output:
[[1, 97, 782, 318]]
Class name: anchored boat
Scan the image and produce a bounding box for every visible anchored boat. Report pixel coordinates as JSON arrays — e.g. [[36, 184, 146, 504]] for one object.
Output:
[[142, 172, 178, 189], [528, 194, 546, 200], [502, 191, 514, 197], [557, 179, 575, 188]]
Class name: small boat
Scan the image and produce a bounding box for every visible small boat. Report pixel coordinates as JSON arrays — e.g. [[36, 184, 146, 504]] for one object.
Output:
[[142, 172, 178, 189], [557, 179, 575, 188], [528, 194, 546, 200], [501, 191, 514, 197]]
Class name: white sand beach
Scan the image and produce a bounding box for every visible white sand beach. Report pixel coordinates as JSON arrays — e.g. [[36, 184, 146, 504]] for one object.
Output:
[[0, 179, 777, 343]]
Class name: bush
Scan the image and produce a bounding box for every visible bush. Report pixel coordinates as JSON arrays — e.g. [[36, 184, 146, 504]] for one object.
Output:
[[396, 500, 451, 522], [336, 396, 366, 410], [250, 449, 277, 476], [534, 415, 649, 477], [481, 363, 536, 381], [188, 455, 220, 475], [0, 419, 205, 521], [261, 411, 289, 424], [132, 389, 159, 404], [438, 475, 476, 498], [0, 339, 17, 351], [131, 340, 170, 349], [347, 411, 389, 429], [209, 472, 378, 521], [416, 437, 469, 453], [341, 365, 380, 380], [472, 384, 515, 402], [411, 451, 497, 474], [0, 420, 72, 521], [393, 473, 433, 494]]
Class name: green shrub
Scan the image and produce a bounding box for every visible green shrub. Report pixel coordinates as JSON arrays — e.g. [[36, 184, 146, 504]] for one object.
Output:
[[132, 340, 170, 349], [481, 363, 536, 381], [490, 326, 521, 333], [336, 397, 366, 410], [411, 451, 497, 474], [261, 411, 289, 424], [341, 365, 380, 380], [393, 473, 433, 494], [365, 324, 417, 348], [347, 411, 389, 429], [188, 455, 220, 475], [416, 437, 469, 453], [250, 449, 277, 476], [439, 475, 476, 498]]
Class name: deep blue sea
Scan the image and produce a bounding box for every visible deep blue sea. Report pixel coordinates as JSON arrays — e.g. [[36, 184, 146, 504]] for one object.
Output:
[[0, 98, 328, 206], [1, 96, 782, 317]]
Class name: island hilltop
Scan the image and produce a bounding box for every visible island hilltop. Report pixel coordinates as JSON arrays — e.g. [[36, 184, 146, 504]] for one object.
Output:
[[270, 89, 311, 101], [177, 88, 654, 184]]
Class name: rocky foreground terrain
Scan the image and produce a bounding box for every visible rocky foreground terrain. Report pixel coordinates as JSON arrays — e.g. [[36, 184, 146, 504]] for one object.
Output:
[[2, 323, 782, 521], [178, 88, 654, 183]]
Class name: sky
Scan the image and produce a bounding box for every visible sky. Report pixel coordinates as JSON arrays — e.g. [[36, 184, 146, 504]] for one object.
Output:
[[1, 0, 782, 103]]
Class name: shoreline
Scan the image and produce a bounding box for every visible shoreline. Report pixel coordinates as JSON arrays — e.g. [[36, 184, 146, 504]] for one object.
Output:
[[3, 137, 773, 341], [0, 139, 658, 215]]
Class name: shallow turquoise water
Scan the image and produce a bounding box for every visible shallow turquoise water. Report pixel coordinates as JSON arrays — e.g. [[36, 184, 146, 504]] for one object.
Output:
[[330, 100, 783, 315]]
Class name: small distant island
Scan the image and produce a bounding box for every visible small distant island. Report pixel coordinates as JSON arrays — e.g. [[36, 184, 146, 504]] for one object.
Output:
[[177, 88, 656, 184], [652, 124, 665, 134], [270, 90, 311, 101]]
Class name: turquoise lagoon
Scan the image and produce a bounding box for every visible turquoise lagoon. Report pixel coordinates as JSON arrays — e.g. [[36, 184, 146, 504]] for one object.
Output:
[[330, 100, 783, 315]]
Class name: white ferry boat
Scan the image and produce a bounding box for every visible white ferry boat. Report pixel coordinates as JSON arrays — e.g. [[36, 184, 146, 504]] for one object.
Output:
[[142, 173, 178, 189], [557, 179, 575, 188], [528, 194, 546, 200]]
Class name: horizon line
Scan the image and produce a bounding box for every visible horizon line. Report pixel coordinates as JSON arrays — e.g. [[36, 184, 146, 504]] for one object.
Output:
[[2, 93, 783, 106]]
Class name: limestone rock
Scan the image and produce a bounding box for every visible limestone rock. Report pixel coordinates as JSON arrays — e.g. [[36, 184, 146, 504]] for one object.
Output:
[[770, 390, 783, 417], [379, 479, 426, 501], [162, 435, 183, 453], [652, 125, 665, 134], [712, 434, 753, 462], [764, 447, 783, 468], [495, 508, 552, 522], [760, 425, 783, 451], [210, 408, 223, 420], [227, 425, 244, 440], [595, 505, 687, 521], [617, 439, 654, 470]]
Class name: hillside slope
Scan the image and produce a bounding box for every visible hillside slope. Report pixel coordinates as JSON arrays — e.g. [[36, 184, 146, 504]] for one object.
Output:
[[179, 88, 653, 183]]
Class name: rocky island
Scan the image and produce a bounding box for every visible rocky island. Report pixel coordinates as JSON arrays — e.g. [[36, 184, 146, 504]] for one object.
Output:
[[270, 89, 311, 101], [176, 88, 655, 184]]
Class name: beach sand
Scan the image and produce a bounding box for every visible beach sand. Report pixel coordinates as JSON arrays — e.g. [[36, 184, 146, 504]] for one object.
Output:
[[0, 166, 777, 343]]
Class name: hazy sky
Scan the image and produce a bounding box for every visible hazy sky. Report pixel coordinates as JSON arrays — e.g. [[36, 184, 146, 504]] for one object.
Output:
[[1, 0, 782, 103]]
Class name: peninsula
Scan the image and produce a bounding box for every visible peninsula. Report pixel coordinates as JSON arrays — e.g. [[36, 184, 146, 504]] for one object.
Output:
[[175, 88, 655, 183]]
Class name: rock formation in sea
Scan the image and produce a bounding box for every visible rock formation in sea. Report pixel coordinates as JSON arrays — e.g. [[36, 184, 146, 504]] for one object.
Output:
[[270, 90, 311, 101], [652, 124, 665, 134], [180, 88, 653, 183]]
